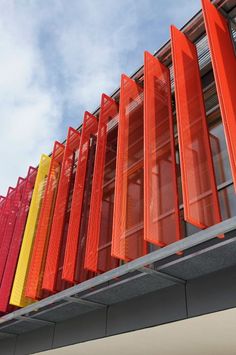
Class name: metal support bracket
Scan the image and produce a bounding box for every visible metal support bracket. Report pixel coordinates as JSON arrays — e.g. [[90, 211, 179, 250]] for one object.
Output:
[[16, 315, 54, 327], [139, 267, 186, 285], [63, 296, 106, 309], [0, 330, 17, 337]]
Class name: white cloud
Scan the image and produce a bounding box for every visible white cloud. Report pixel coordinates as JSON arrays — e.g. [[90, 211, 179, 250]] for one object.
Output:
[[0, 1, 63, 195], [0, 0, 200, 195]]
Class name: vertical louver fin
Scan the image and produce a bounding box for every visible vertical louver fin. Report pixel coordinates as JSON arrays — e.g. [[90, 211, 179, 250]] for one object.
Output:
[[47, 128, 80, 292], [0, 177, 26, 285], [25, 142, 65, 300], [0, 188, 14, 251], [202, 0, 236, 191], [112, 74, 147, 261], [85, 94, 119, 273], [0, 167, 37, 313], [171, 25, 221, 229], [144, 51, 181, 246], [10, 154, 51, 307], [62, 112, 98, 284]]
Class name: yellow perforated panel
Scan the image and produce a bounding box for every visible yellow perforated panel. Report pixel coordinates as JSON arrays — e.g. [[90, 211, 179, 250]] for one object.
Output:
[[10, 154, 51, 307]]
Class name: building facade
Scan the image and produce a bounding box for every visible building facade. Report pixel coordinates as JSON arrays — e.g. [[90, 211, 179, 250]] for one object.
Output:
[[0, 0, 236, 353]]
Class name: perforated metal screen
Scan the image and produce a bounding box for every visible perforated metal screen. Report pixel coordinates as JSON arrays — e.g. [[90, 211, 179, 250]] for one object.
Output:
[[144, 51, 181, 247], [85, 94, 119, 273], [202, 0, 236, 192], [112, 75, 147, 261], [62, 112, 98, 283], [171, 25, 221, 230], [0, 167, 37, 313], [10, 154, 51, 308]]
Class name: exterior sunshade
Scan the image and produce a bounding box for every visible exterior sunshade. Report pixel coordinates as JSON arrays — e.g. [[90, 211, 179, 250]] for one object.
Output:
[[0, 196, 6, 249], [85, 94, 119, 273], [10, 154, 51, 307], [0, 196, 5, 209], [62, 112, 98, 284], [0, 177, 26, 285], [144, 51, 181, 246], [0, 188, 14, 250], [25, 142, 65, 300], [0, 196, 6, 233], [112, 74, 147, 261], [171, 26, 221, 229], [0, 167, 37, 313], [202, 0, 236, 191], [38, 129, 80, 293]]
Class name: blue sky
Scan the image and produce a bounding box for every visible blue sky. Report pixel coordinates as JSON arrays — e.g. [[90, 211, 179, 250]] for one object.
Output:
[[0, 0, 200, 195]]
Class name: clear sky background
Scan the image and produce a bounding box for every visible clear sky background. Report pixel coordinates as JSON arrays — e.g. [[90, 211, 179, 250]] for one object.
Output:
[[0, 0, 200, 195]]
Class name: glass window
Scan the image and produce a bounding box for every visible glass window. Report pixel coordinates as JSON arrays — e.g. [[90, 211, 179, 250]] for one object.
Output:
[[210, 119, 233, 185]]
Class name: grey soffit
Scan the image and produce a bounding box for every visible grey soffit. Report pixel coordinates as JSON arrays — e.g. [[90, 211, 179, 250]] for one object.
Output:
[[82, 272, 177, 306], [158, 234, 236, 280], [0, 217, 236, 337]]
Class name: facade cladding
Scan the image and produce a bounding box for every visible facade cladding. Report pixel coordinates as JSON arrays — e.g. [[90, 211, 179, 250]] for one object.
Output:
[[0, 0, 236, 346]]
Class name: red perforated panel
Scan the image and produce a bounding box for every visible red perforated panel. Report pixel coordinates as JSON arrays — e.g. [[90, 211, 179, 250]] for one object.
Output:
[[202, 0, 236, 191], [112, 74, 147, 261], [171, 26, 221, 229], [0, 188, 14, 251], [0, 196, 5, 220], [0, 196, 5, 248], [25, 142, 65, 299], [144, 51, 181, 246], [62, 112, 98, 284], [85, 94, 119, 273], [0, 167, 36, 313], [0, 177, 26, 285]]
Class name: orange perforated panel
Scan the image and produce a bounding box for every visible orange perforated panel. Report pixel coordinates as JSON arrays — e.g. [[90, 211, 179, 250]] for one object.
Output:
[[85, 94, 119, 273], [171, 26, 221, 229], [25, 142, 64, 299], [202, 0, 236, 191], [144, 51, 181, 246], [112, 74, 147, 261], [62, 112, 98, 284], [40, 128, 80, 293]]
